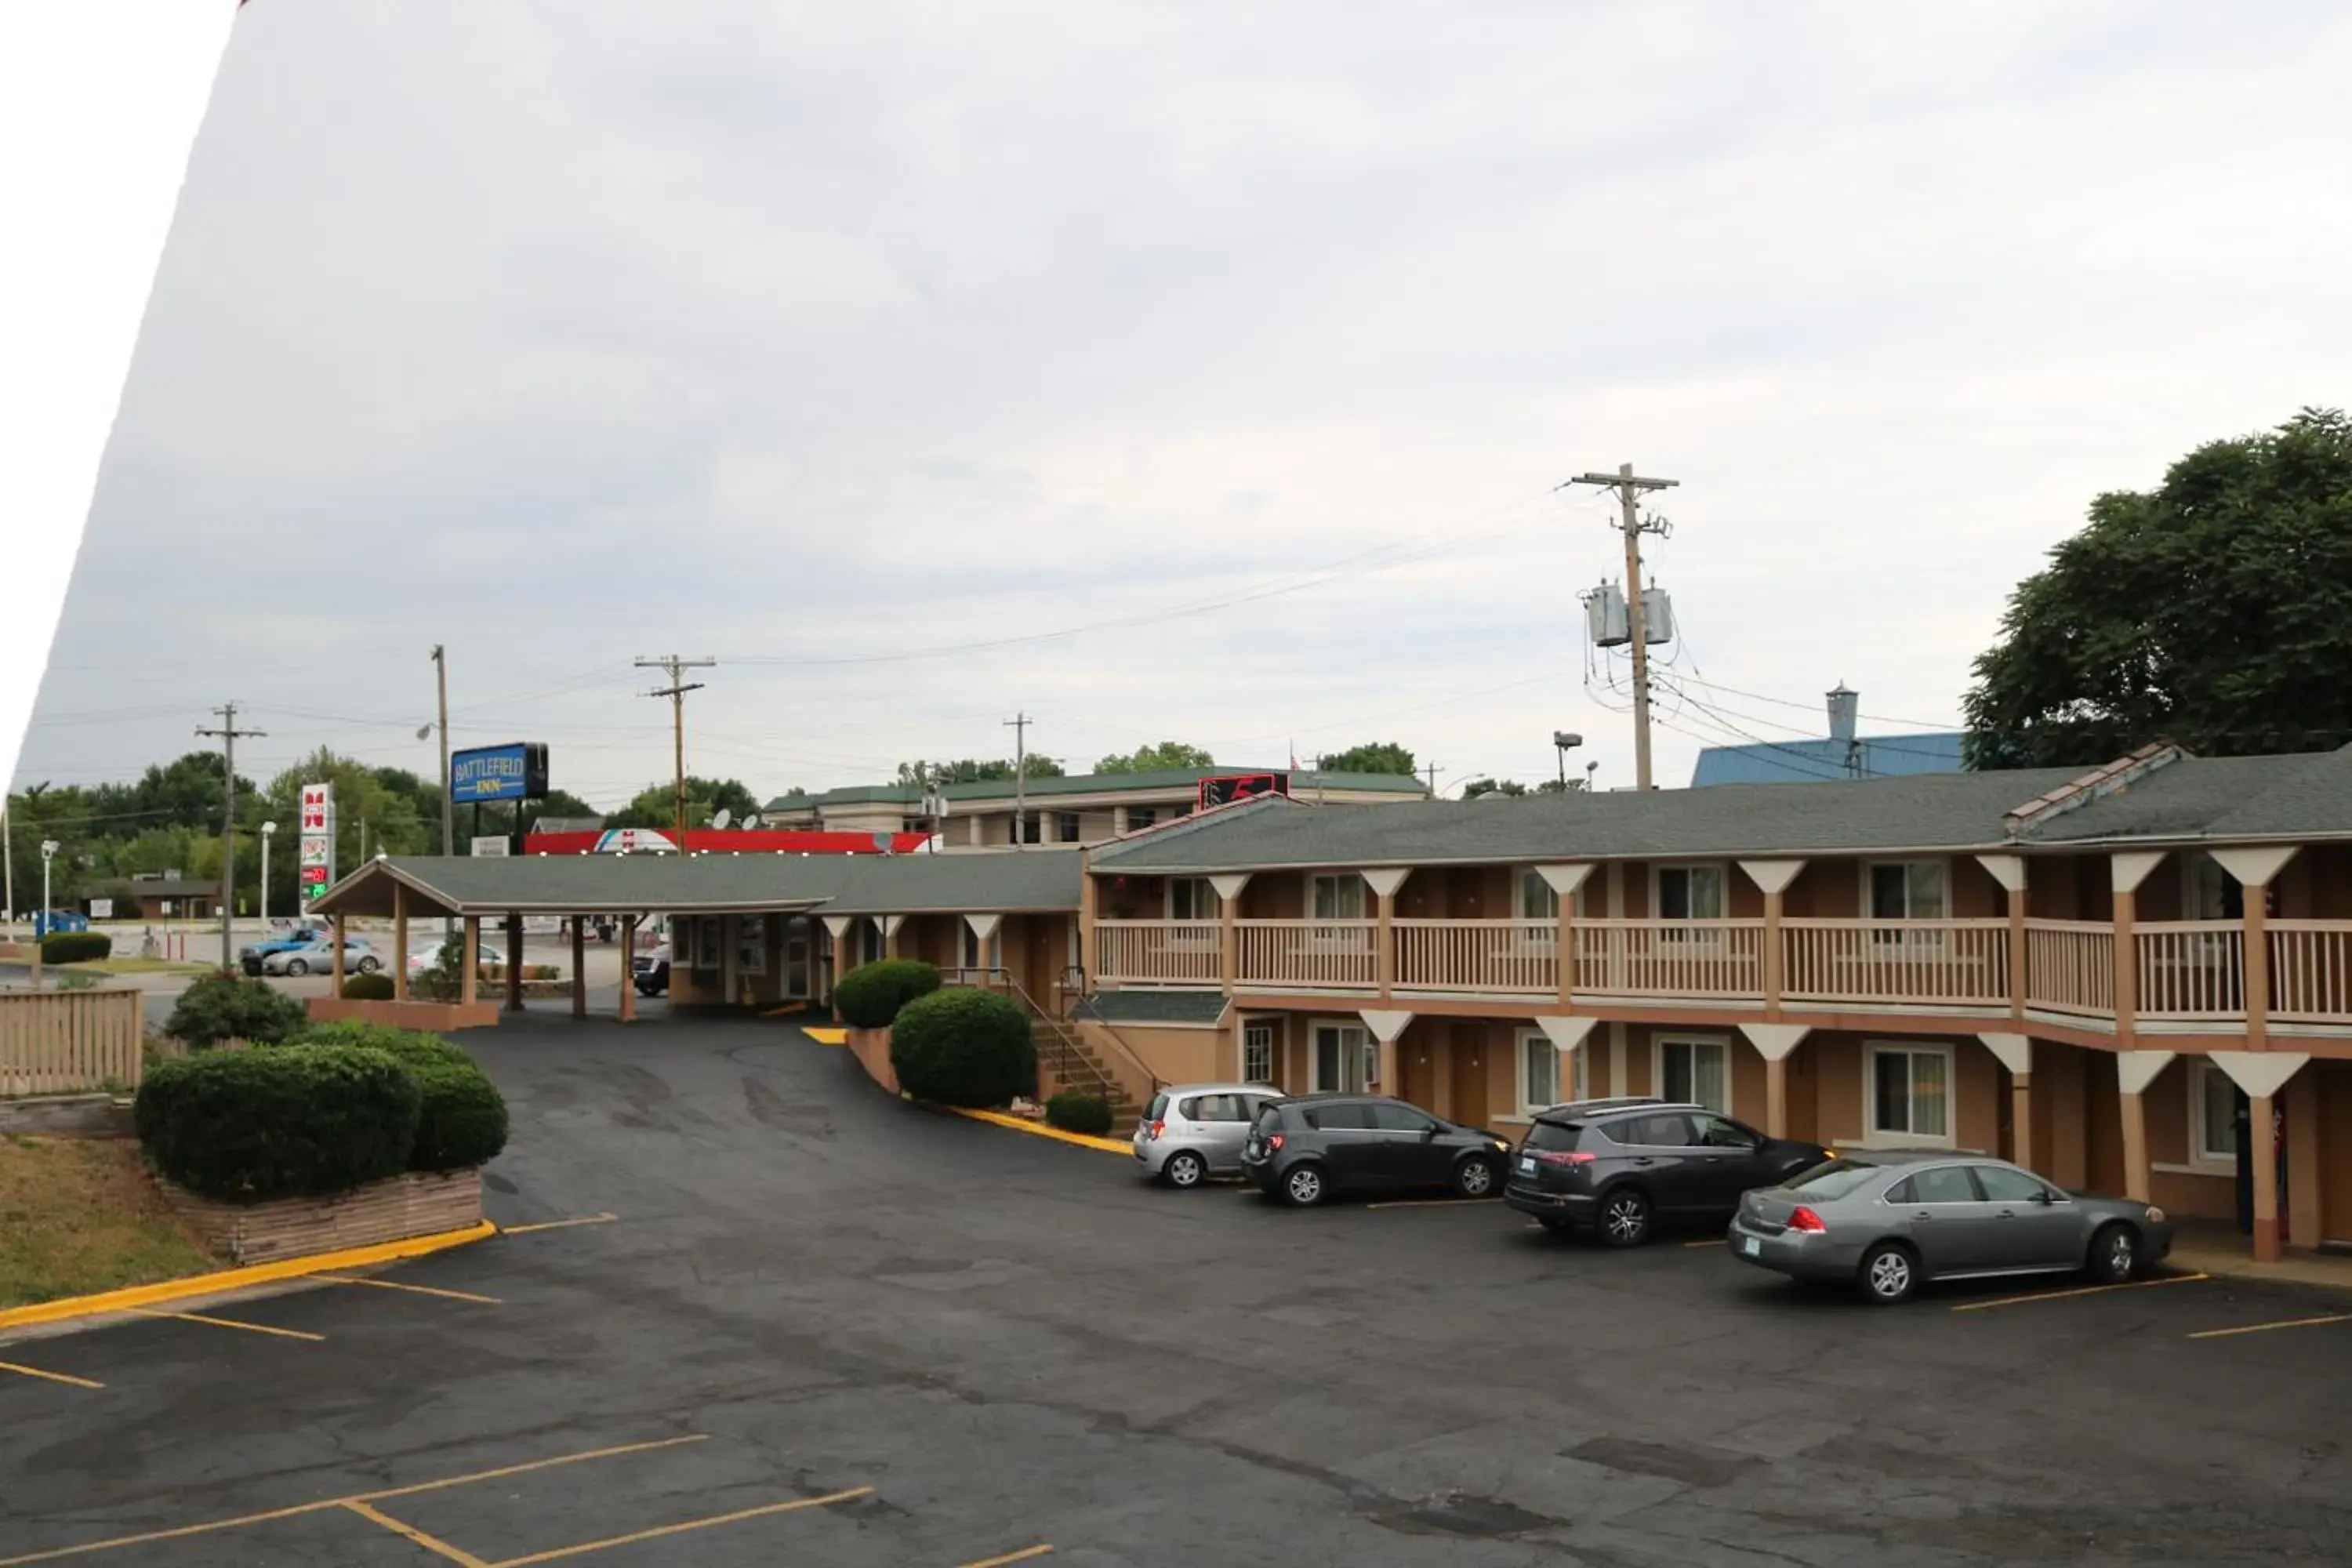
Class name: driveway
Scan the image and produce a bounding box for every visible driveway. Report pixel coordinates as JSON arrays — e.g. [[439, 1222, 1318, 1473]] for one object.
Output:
[[3, 1014, 2349, 1566]]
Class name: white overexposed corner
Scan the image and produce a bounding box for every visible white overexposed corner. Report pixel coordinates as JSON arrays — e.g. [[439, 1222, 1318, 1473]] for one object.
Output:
[[0, 4, 239, 792]]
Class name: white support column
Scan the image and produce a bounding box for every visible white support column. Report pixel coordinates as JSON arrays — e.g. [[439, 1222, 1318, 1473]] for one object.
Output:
[[1535, 1015, 1595, 1105], [2213, 1051, 2309, 1262], [1980, 1032, 2034, 1169], [1740, 1023, 1810, 1138], [1363, 868, 1410, 1001], [963, 911, 1001, 976], [2115, 1049, 2175, 1203], [1359, 1007, 1412, 1096]]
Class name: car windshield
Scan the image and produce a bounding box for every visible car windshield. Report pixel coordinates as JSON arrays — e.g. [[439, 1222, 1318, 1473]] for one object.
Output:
[[1783, 1159, 1882, 1200], [1524, 1120, 1583, 1152]]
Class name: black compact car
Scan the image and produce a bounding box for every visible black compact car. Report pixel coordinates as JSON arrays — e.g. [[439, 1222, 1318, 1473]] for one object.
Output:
[[1504, 1098, 1827, 1247], [631, 944, 670, 996], [1241, 1094, 1514, 1207]]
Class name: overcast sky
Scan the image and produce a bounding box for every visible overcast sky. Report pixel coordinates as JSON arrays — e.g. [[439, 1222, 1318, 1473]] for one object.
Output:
[[20, 1, 2352, 807]]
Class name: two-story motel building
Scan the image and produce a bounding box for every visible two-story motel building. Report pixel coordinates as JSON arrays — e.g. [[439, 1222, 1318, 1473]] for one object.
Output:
[[1074, 742, 2352, 1261]]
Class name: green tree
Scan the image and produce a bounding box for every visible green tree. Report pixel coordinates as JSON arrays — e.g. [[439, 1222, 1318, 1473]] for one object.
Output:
[[603, 776, 763, 831], [1965, 408, 2352, 769], [1460, 778, 1530, 799], [893, 757, 1068, 786], [1092, 741, 1216, 774], [1316, 742, 1418, 779]]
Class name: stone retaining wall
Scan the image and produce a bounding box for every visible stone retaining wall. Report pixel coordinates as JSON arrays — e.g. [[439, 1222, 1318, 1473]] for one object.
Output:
[[162, 1168, 484, 1264]]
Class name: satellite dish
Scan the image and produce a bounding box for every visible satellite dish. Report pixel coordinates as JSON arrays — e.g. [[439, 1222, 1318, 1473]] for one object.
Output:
[[711, 808, 733, 829], [742, 814, 760, 829], [873, 831, 895, 854]]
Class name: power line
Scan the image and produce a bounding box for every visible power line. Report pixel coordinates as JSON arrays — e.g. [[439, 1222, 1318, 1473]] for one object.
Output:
[[1570, 463, 1678, 789], [635, 656, 716, 848]]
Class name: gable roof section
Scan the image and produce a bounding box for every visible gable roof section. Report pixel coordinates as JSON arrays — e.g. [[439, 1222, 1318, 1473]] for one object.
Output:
[[1089, 750, 2349, 872], [764, 767, 1422, 814]]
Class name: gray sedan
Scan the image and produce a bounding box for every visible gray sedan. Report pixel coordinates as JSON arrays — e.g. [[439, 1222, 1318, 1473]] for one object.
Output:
[[1729, 1150, 2172, 1305]]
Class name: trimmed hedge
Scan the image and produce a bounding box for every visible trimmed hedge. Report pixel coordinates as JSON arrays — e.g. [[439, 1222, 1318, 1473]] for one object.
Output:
[[39, 931, 111, 964], [164, 970, 308, 1048], [833, 959, 941, 1029], [283, 1021, 509, 1171], [341, 971, 397, 1000], [888, 987, 1036, 1108], [135, 1046, 422, 1203], [1045, 1092, 1114, 1136]]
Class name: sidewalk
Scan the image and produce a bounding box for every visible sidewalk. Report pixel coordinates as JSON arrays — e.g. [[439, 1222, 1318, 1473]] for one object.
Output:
[[2169, 1220, 2352, 1294]]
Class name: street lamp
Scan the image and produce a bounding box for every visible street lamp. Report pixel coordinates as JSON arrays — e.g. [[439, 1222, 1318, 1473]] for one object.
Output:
[[34, 840, 58, 985], [260, 820, 278, 928], [1552, 731, 1584, 789]]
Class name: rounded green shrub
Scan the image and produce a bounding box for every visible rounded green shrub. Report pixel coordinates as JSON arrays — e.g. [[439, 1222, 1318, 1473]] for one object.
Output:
[[163, 969, 309, 1048], [888, 987, 1036, 1108], [40, 931, 111, 964], [340, 971, 397, 1000], [135, 1045, 422, 1203], [281, 1021, 508, 1171], [1045, 1092, 1114, 1137], [833, 959, 942, 1029]]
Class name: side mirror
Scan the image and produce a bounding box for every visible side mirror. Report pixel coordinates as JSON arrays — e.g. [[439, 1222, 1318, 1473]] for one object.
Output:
[[2031, 1189, 2053, 1204], [1421, 1126, 1440, 1141]]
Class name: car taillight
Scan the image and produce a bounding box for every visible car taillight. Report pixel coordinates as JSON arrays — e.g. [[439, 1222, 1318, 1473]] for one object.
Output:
[[1265, 1133, 1284, 1151], [1785, 1205, 1827, 1233], [1533, 1149, 1596, 1167], [1146, 1120, 1164, 1140]]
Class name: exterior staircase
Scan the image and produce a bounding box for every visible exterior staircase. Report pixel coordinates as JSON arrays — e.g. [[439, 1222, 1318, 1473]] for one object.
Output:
[[997, 974, 1144, 1137]]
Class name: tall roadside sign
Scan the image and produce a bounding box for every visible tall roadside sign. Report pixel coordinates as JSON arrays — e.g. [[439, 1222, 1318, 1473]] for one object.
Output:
[[298, 782, 334, 914]]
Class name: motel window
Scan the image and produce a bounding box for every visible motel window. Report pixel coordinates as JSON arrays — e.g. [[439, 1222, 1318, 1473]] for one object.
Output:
[[1168, 877, 1221, 921], [1311, 873, 1367, 920], [1243, 1022, 1276, 1085], [1655, 865, 1724, 920], [1867, 1044, 1951, 1142], [1867, 861, 1947, 920], [1128, 808, 1157, 831], [1057, 811, 1082, 843], [1519, 1028, 1559, 1112], [1515, 868, 1559, 921], [2190, 855, 2244, 921], [1312, 1021, 1373, 1092], [2193, 1060, 2241, 1163], [1020, 811, 1042, 844], [1657, 1037, 1730, 1113]]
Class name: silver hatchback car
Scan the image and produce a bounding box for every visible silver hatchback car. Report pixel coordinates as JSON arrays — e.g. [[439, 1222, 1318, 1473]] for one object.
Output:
[[1134, 1083, 1284, 1189], [1730, 1149, 2172, 1305]]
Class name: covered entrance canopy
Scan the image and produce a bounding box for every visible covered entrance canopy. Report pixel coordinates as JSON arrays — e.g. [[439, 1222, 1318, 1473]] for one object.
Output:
[[308, 856, 833, 1023]]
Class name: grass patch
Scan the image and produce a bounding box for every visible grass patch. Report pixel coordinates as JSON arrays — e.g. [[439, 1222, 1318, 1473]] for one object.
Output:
[[77, 957, 214, 975], [0, 1135, 223, 1308]]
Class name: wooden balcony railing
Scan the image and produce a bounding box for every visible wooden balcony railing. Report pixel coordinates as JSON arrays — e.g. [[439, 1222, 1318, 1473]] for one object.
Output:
[[2136, 923, 2245, 1019], [1393, 918, 1557, 993], [1573, 919, 1765, 999], [1236, 919, 1377, 989], [1083, 915, 2352, 1028], [2269, 921, 2352, 1024], [2025, 919, 2115, 1017], [1781, 919, 2010, 1006], [1094, 919, 1221, 985]]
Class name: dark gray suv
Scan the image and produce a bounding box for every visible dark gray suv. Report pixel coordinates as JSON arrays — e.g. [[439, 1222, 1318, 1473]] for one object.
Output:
[[1504, 1098, 1825, 1247]]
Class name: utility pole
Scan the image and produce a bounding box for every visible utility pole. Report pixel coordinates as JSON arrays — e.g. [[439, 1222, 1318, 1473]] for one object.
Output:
[[1004, 713, 1031, 851], [1424, 760, 1441, 797], [194, 701, 263, 971], [637, 655, 715, 851], [1572, 463, 1679, 789], [431, 645, 452, 855]]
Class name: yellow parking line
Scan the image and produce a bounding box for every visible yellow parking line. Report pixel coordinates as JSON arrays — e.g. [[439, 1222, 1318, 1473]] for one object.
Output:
[[500, 1213, 617, 1236], [955, 1548, 1054, 1567], [121, 1306, 325, 1341], [0, 1434, 708, 1566], [0, 1359, 103, 1390], [1949, 1272, 2209, 1313], [488, 1486, 873, 1566], [311, 1273, 502, 1305], [341, 1501, 492, 1567], [1362, 1197, 1492, 1210], [2187, 1312, 2352, 1341]]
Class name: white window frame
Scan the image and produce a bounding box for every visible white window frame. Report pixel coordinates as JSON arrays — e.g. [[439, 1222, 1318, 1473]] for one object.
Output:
[[1651, 862, 1727, 931], [1240, 1016, 1278, 1087], [1514, 868, 1560, 921], [1308, 1017, 1372, 1093], [1515, 1026, 1584, 1113], [1651, 1033, 1733, 1115], [1860, 859, 1951, 921], [2189, 1058, 2239, 1170], [1166, 877, 1222, 924], [1861, 1040, 1956, 1148], [1309, 872, 1367, 920]]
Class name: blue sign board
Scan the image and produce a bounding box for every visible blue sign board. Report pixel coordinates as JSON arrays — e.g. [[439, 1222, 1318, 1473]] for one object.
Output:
[[451, 742, 545, 803]]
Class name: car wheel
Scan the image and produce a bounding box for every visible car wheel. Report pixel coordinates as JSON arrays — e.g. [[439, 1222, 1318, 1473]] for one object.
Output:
[[1452, 1154, 1497, 1200], [1163, 1150, 1207, 1189], [1281, 1163, 1329, 1208], [356, 956, 380, 975], [1858, 1241, 1920, 1305], [285, 958, 307, 976], [2086, 1221, 2140, 1284], [1598, 1186, 1652, 1247]]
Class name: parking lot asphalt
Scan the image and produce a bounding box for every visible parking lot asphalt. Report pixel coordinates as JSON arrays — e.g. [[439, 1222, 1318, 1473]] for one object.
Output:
[[5, 1014, 2351, 1566]]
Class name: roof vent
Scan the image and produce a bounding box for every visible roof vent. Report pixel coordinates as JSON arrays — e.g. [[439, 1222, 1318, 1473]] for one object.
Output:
[[2003, 741, 2190, 837]]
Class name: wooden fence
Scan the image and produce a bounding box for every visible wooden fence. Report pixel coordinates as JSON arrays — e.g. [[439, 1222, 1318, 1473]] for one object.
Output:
[[0, 985, 147, 1097]]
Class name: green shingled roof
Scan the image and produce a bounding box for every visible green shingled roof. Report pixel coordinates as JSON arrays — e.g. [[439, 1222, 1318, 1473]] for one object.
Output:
[[1075, 989, 1229, 1026]]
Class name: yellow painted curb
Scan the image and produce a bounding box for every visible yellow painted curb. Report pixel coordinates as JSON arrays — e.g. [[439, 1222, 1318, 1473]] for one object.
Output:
[[804, 1026, 848, 1045], [0, 1219, 499, 1332], [944, 1105, 1132, 1156]]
